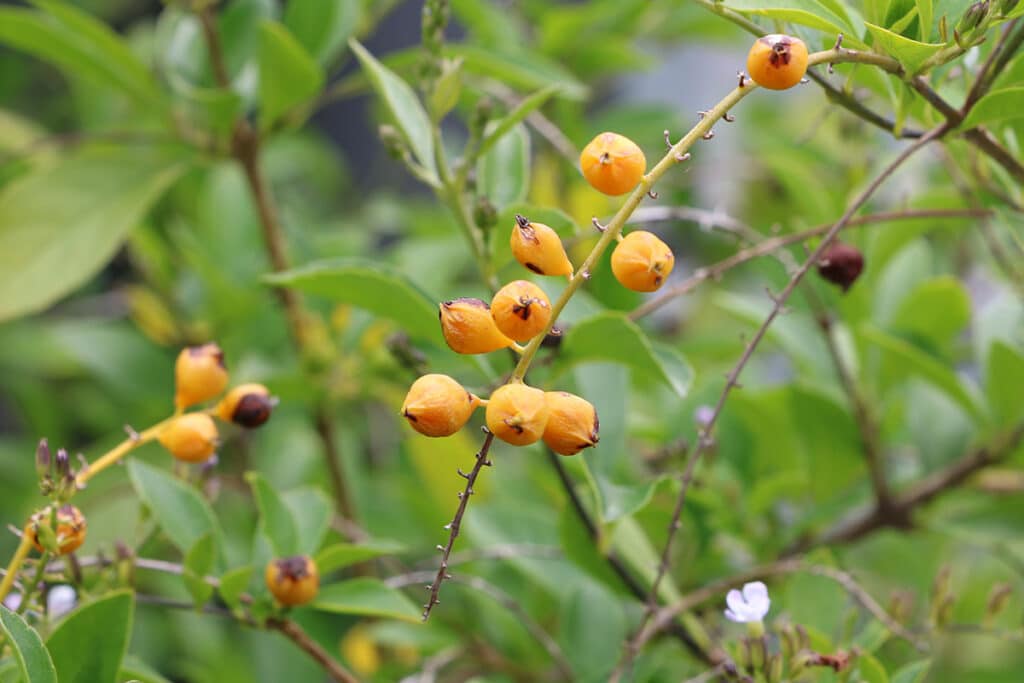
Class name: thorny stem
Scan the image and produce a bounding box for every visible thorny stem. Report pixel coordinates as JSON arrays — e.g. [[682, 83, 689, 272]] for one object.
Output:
[[0, 529, 33, 604]]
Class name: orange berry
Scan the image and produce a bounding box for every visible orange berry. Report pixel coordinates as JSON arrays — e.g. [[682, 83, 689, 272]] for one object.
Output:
[[610, 230, 675, 292], [510, 214, 573, 277], [542, 392, 599, 456], [158, 413, 219, 463], [579, 132, 646, 196], [29, 505, 86, 555], [746, 34, 809, 91], [490, 280, 552, 343], [216, 383, 276, 428], [439, 298, 515, 354], [265, 556, 319, 606], [174, 343, 229, 410], [485, 383, 549, 446], [401, 374, 481, 437]]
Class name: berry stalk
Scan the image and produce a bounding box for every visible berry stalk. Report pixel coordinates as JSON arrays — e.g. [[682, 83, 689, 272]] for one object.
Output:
[[75, 418, 174, 487], [0, 527, 33, 603]]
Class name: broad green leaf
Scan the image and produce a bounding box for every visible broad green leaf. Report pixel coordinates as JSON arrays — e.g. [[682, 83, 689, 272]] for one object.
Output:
[[283, 0, 359, 64], [892, 660, 931, 683], [865, 22, 944, 72], [315, 540, 406, 574], [246, 471, 299, 558], [349, 39, 436, 178], [915, 0, 933, 41], [477, 122, 530, 208], [558, 581, 627, 681], [218, 566, 254, 610], [46, 591, 133, 683], [725, 0, 869, 48], [478, 84, 562, 158], [986, 341, 1024, 424], [447, 45, 587, 99], [265, 258, 442, 344], [561, 312, 694, 397], [119, 655, 173, 683], [0, 148, 187, 322], [0, 605, 57, 683], [960, 87, 1024, 130], [183, 533, 216, 607], [257, 20, 325, 126], [282, 487, 332, 556], [312, 578, 421, 622], [890, 276, 970, 347], [127, 460, 221, 557]]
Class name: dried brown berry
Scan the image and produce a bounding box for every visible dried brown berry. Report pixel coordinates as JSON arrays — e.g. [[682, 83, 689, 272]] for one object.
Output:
[[439, 298, 515, 354], [490, 280, 552, 343], [611, 230, 675, 292], [265, 555, 319, 606], [485, 383, 550, 446], [542, 391, 599, 456], [510, 214, 573, 277], [402, 374, 481, 437], [158, 413, 219, 463], [216, 383, 275, 428], [817, 242, 864, 292], [174, 343, 229, 410]]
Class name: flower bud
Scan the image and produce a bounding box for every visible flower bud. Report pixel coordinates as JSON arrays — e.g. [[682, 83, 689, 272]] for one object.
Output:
[[817, 242, 864, 292], [474, 196, 498, 231], [611, 230, 675, 292], [542, 391, 599, 456], [511, 215, 573, 277], [174, 343, 229, 410], [54, 448, 70, 478], [47, 585, 77, 619], [490, 280, 552, 342], [439, 298, 515, 354], [402, 374, 481, 437], [265, 555, 319, 606], [158, 413, 219, 463], [216, 383, 275, 428], [984, 583, 1012, 625], [485, 383, 549, 446], [35, 438, 51, 479], [379, 125, 406, 161], [957, 1, 989, 34], [29, 505, 86, 555], [999, 0, 1020, 15]]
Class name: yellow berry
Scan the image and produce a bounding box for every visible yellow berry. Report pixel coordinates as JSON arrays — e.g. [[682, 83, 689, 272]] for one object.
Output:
[[485, 383, 549, 446], [490, 280, 552, 343], [746, 34, 809, 91], [174, 343, 229, 410], [610, 230, 675, 292], [579, 132, 646, 196], [439, 298, 515, 354], [510, 214, 573, 277], [216, 383, 275, 428], [158, 413, 219, 463], [265, 556, 319, 606], [28, 505, 86, 555], [542, 392, 599, 456], [401, 374, 481, 437]]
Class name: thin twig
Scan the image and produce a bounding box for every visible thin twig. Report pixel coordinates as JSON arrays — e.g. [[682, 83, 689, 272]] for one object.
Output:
[[267, 617, 362, 683]]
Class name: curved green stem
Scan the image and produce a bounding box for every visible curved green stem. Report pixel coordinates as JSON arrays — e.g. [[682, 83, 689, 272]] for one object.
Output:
[[0, 531, 33, 604]]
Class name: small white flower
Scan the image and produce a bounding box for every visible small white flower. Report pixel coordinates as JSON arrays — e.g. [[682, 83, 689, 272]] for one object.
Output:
[[47, 585, 76, 618], [2, 593, 21, 611], [724, 581, 770, 623]]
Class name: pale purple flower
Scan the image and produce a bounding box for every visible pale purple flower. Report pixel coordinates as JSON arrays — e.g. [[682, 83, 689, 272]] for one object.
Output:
[[2, 593, 21, 611], [47, 585, 76, 618], [724, 581, 770, 623]]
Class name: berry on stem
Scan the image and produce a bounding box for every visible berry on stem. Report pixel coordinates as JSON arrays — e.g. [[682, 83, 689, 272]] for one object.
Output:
[[816, 242, 864, 291], [439, 298, 515, 354], [29, 505, 86, 555], [485, 383, 550, 446], [510, 214, 573, 277], [543, 391, 599, 456], [580, 132, 647, 196], [746, 34, 809, 91], [611, 230, 675, 292], [265, 555, 319, 606], [174, 343, 229, 410], [216, 383, 276, 428], [158, 413, 219, 463], [490, 280, 552, 342], [402, 374, 481, 437]]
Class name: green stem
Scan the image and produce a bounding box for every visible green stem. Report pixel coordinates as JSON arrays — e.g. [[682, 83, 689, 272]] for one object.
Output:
[[0, 531, 33, 604], [16, 552, 50, 616]]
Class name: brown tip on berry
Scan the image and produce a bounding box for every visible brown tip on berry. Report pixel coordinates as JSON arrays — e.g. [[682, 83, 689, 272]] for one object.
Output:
[[274, 556, 312, 582], [515, 214, 530, 229], [233, 393, 274, 428]]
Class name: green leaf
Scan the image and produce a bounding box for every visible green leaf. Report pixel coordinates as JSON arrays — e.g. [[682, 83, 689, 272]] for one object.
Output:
[[0, 605, 57, 683], [985, 341, 1024, 424], [315, 540, 406, 574], [127, 460, 221, 557], [0, 148, 187, 322], [561, 312, 694, 397], [119, 655, 173, 683], [257, 20, 325, 126], [865, 22, 944, 72], [246, 471, 299, 558], [183, 533, 216, 607], [46, 591, 133, 683], [559, 581, 627, 681], [960, 87, 1024, 130], [915, 0, 933, 40], [282, 487, 332, 556], [892, 660, 931, 683], [218, 565, 254, 610], [477, 122, 530, 208], [348, 39, 436, 179], [890, 276, 970, 347], [312, 578, 421, 622], [725, 0, 869, 48], [447, 44, 588, 100], [478, 84, 562, 158], [265, 258, 442, 344], [283, 0, 359, 64]]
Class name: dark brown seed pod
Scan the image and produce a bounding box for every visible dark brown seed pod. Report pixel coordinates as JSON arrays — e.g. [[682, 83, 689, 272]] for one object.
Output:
[[216, 383, 275, 428], [817, 242, 864, 292]]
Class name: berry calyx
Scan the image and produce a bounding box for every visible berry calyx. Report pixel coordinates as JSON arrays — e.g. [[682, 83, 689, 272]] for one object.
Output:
[[611, 230, 675, 292], [490, 280, 552, 343], [542, 391, 600, 456], [29, 505, 86, 555], [265, 555, 319, 607], [746, 34, 809, 91], [439, 298, 515, 354], [579, 132, 647, 196], [817, 242, 864, 292], [510, 214, 573, 277], [158, 413, 219, 463], [402, 374, 481, 437], [485, 383, 550, 446], [216, 383, 276, 428], [174, 343, 229, 410]]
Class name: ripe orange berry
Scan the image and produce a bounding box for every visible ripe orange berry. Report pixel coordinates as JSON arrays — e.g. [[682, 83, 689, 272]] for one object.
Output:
[[29, 505, 86, 555], [439, 298, 515, 354], [510, 214, 573, 277], [611, 230, 675, 292], [174, 343, 229, 410], [490, 280, 552, 343], [542, 392, 599, 456], [485, 383, 549, 446], [401, 374, 481, 437], [216, 383, 275, 428], [158, 413, 219, 463], [746, 34, 809, 90], [265, 556, 319, 607], [579, 132, 646, 196]]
